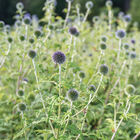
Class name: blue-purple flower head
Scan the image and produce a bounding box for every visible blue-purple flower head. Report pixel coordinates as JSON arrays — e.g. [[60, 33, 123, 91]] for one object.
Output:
[[118, 12, 124, 19], [123, 43, 129, 50], [130, 52, 136, 59], [23, 15, 31, 25], [116, 29, 126, 39], [69, 26, 79, 36], [52, 51, 66, 64], [88, 85, 96, 92], [131, 39, 136, 44], [86, 1, 94, 9], [123, 14, 131, 23], [67, 89, 79, 102], [99, 64, 109, 75]]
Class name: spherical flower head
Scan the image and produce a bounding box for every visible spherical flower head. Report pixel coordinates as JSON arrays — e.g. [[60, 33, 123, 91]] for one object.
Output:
[[66, 0, 73, 3], [29, 38, 35, 44], [116, 29, 126, 39], [67, 89, 79, 102], [79, 71, 86, 79], [52, 51, 66, 64], [18, 103, 26, 112], [125, 84, 136, 95], [34, 29, 42, 38], [123, 43, 129, 50], [86, 1, 94, 9], [16, 2, 24, 10], [28, 93, 35, 102], [0, 21, 5, 28], [106, 0, 113, 7], [131, 39, 136, 44], [130, 52, 136, 59], [100, 42, 107, 50], [23, 16, 31, 25], [118, 12, 124, 18], [92, 16, 99, 23], [5, 25, 11, 33], [101, 35, 107, 42], [28, 50, 37, 59], [123, 14, 131, 23], [88, 85, 96, 92], [125, 51, 130, 56], [69, 27, 79, 36], [99, 64, 109, 75], [19, 35, 25, 42], [17, 89, 24, 97], [15, 20, 21, 27], [7, 37, 13, 43]]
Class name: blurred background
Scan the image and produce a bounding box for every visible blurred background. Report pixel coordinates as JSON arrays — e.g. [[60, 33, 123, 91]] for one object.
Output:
[[0, 0, 139, 26]]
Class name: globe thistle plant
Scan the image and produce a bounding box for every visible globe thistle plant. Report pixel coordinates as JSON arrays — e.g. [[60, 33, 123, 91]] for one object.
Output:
[[23, 16, 31, 25], [16, 2, 24, 10], [130, 52, 136, 59], [88, 85, 96, 92], [116, 29, 126, 39], [28, 50, 37, 59], [125, 84, 136, 95], [106, 0, 113, 8], [0, 21, 5, 28], [123, 43, 130, 50], [86, 1, 94, 9], [67, 89, 79, 102], [17, 89, 24, 97], [68, 27, 79, 36], [7, 37, 13, 43], [100, 42, 107, 50], [52, 51, 66, 65], [99, 64, 109, 75], [79, 71, 86, 79], [123, 14, 131, 23], [18, 103, 27, 112], [101, 35, 108, 42]]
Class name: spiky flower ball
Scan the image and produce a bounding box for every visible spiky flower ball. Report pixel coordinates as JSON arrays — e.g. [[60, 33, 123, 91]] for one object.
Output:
[[34, 29, 42, 38], [18, 103, 26, 112], [131, 39, 136, 44], [101, 36, 107, 42], [0, 21, 5, 28], [106, 0, 113, 7], [125, 84, 136, 95], [19, 35, 25, 42], [29, 38, 35, 44], [130, 52, 136, 59], [28, 93, 35, 102], [100, 42, 107, 50], [86, 1, 94, 9], [88, 85, 96, 92], [23, 16, 31, 25], [123, 15, 131, 23], [92, 16, 99, 23], [5, 25, 11, 33], [67, 89, 79, 102], [99, 64, 109, 75], [52, 51, 66, 64], [7, 37, 13, 43], [123, 43, 129, 50], [69, 27, 79, 36], [17, 90, 24, 97], [15, 20, 21, 27], [16, 2, 24, 10], [116, 29, 126, 39], [79, 71, 86, 79], [28, 50, 37, 59]]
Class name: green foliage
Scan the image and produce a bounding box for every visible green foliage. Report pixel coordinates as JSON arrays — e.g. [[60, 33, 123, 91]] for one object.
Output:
[[0, 1, 140, 140]]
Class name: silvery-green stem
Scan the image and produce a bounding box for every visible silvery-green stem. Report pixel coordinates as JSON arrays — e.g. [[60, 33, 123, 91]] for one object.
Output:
[[117, 39, 122, 62], [76, 93, 92, 140], [63, 101, 73, 135], [111, 98, 131, 140], [108, 9, 112, 31], [83, 8, 90, 23], [71, 37, 76, 62], [96, 50, 103, 70], [76, 6, 80, 25], [25, 25, 28, 39], [64, 1, 71, 28], [72, 74, 103, 118], [0, 43, 11, 69], [32, 59, 56, 138]]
